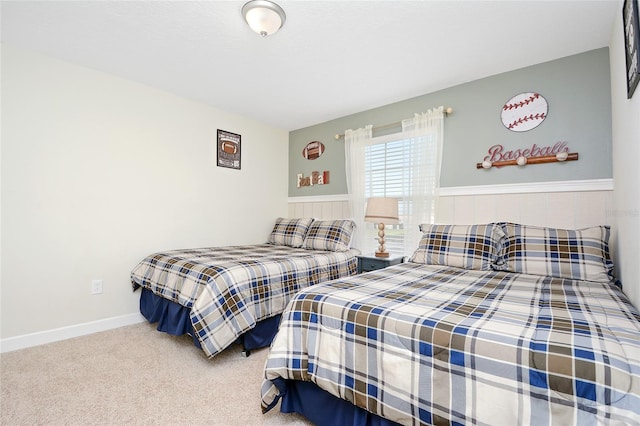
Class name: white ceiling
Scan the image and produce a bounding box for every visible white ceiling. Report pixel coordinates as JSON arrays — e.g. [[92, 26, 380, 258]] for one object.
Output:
[[1, 1, 620, 131]]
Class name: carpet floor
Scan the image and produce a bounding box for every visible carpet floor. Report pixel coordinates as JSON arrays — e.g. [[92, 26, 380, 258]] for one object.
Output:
[[1, 322, 312, 425]]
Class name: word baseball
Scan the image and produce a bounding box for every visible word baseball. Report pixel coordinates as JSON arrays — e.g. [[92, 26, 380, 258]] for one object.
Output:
[[483, 142, 569, 163]]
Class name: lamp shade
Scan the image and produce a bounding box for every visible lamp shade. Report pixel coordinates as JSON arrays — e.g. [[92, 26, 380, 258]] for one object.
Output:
[[364, 197, 399, 224], [242, 0, 286, 37]]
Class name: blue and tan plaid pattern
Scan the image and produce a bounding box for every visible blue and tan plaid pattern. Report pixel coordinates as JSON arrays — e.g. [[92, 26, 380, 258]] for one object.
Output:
[[261, 263, 640, 425], [131, 244, 358, 357], [267, 217, 315, 248], [494, 223, 615, 283], [409, 223, 505, 270], [302, 219, 355, 252]]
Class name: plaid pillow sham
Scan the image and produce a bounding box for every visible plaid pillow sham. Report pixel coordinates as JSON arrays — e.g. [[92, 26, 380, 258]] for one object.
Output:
[[267, 217, 314, 248], [493, 223, 614, 283], [303, 219, 355, 252], [409, 223, 505, 270]]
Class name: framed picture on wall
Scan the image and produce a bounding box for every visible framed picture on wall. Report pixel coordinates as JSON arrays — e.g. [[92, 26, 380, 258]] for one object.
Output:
[[623, 0, 640, 98], [217, 129, 241, 170]]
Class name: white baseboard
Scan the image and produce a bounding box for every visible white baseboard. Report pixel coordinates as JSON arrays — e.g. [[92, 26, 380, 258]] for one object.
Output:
[[0, 313, 146, 353]]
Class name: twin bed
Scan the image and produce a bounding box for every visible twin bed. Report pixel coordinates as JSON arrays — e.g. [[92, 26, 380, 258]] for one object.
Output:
[[260, 223, 640, 425], [131, 218, 358, 357]]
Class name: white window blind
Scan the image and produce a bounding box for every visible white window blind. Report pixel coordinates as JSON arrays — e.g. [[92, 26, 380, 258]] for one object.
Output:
[[364, 135, 439, 255]]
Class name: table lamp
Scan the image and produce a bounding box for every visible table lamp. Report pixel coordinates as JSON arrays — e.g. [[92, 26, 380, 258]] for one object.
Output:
[[364, 197, 399, 258]]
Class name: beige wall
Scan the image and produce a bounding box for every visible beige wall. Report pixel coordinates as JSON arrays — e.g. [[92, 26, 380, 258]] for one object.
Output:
[[609, 4, 640, 310], [0, 45, 289, 342]]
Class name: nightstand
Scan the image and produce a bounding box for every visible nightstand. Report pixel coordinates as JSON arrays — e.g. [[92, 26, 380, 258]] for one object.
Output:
[[357, 254, 405, 273]]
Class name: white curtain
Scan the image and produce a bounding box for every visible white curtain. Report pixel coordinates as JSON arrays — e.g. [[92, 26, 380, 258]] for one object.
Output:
[[400, 106, 444, 255], [345, 125, 373, 253], [344, 108, 444, 257]]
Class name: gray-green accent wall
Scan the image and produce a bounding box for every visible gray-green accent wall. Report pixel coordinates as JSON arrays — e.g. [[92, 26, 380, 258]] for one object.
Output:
[[289, 48, 611, 196]]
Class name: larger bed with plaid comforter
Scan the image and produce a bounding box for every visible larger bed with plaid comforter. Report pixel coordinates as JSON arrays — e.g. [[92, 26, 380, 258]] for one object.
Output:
[[131, 244, 358, 358], [261, 262, 640, 425]]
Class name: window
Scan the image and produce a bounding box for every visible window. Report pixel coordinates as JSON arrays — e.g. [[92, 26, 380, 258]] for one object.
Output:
[[364, 135, 438, 255], [345, 108, 444, 257]]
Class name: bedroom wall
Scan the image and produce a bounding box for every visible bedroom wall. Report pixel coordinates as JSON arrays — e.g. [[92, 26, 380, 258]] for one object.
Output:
[[0, 45, 289, 344], [286, 43, 640, 310], [288, 48, 612, 197], [609, 5, 640, 310]]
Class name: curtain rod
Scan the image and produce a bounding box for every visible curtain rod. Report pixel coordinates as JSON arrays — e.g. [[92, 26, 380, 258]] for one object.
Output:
[[334, 107, 453, 140]]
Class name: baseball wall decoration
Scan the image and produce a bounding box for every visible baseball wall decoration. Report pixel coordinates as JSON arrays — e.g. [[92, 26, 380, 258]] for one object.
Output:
[[501, 92, 548, 132]]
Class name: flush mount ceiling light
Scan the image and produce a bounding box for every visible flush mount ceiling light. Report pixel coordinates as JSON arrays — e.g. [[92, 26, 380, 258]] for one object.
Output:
[[242, 0, 286, 37]]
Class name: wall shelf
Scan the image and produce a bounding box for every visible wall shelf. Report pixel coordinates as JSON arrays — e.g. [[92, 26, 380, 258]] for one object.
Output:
[[476, 152, 578, 169]]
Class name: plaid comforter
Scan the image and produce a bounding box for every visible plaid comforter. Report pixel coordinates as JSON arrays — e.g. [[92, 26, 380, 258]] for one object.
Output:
[[130, 244, 358, 357], [261, 262, 640, 425]]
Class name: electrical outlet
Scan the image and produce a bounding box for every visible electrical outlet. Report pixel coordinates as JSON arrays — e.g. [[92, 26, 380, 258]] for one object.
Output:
[[91, 280, 103, 295]]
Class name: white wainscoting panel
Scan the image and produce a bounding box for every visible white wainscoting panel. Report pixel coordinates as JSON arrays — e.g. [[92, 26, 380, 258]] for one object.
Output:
[[288, 180, 614, 252], [435, 190, 613, 229], [288, 181, 617, 277], [289, 181, 613, 228], [288, 195, 351, 219]]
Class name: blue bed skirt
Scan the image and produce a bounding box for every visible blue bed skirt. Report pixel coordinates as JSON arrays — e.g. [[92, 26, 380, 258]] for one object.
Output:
[[139, 288, 281, 352], [280, 380, 401, 426]]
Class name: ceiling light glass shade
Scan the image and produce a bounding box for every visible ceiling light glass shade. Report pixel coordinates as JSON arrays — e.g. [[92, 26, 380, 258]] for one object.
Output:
[[242, 0, 286, 37]]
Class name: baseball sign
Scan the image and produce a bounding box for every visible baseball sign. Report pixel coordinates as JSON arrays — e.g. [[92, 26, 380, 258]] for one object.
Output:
[[501, 92, 548, 132]]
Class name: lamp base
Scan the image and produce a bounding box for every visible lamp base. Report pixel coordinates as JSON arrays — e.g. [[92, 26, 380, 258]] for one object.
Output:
[[375, 251, 390, 258]]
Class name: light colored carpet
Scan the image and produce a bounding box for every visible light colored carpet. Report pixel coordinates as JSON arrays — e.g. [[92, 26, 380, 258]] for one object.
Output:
[[1, 322, 313, 425]]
